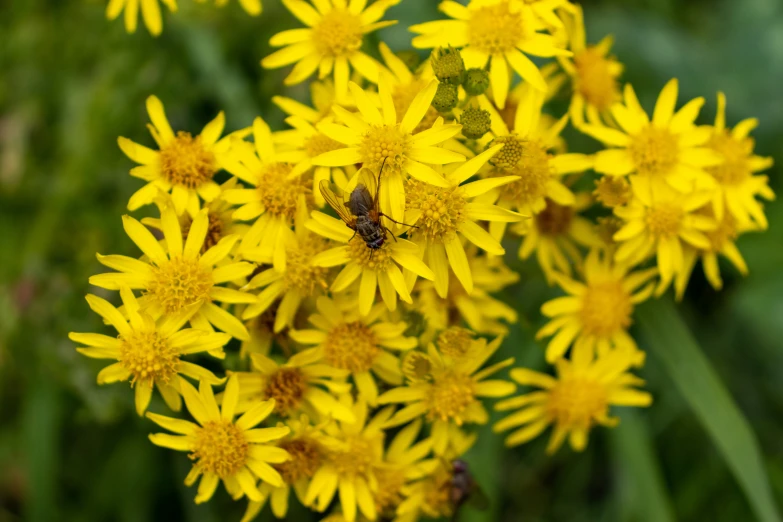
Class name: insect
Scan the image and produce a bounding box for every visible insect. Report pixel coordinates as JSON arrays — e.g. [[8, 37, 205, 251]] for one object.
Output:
[[450, 459, 489, 521], [319, 160, 415, 252]]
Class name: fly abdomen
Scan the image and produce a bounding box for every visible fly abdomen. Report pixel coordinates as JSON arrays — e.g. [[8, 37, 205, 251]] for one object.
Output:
[[356, 215, 385, 249]]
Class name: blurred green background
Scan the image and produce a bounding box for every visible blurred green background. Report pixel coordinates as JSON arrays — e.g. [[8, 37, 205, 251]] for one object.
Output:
[[1, 0, 783, 521]]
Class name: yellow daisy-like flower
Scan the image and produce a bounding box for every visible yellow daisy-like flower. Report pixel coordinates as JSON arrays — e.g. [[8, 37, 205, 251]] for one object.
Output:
[[493, 349, 652, 453], [261, 0, 400, 97], [221, 117, 315, 265], [583, 79, 723, 193], [403, 145, 524, 298], [376, 43, 438, 130], [305, 398, 388, 522], [106, 0, 176, 36], [147, 376, 291, 503], [231, 350, 355, 423], [195, 0, 262, 16], [118, 96, 239, 216], [273, 79, 351, 126], [410, 0, 572, 108], [314, 79, 466, 222], [89, 206, 257, 340], [537, 249, 656, 364], [704, 92, 775, 229], [379, 334, 515, 455], [69, 287, 228, 415], [290, 297, 416, 405], [613, 178, 715, 294]]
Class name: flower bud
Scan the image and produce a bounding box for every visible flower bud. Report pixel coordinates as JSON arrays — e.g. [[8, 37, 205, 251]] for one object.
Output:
[[460, 107, 491, 139], [431, 46, 465, 85], [463, 68, 490, 96], [432, 83, 459, 113]]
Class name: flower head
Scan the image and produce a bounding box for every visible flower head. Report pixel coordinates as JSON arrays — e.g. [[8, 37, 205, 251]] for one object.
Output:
[[106, 0, 177, 36]]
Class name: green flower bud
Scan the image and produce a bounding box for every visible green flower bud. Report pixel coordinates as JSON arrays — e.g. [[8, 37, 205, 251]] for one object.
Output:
[[431, 46, 465, 85], [395, 50, 422, 72], [432, 83, 459, 113], [463, 68, 490, 96], [460, 107, 492, 139]]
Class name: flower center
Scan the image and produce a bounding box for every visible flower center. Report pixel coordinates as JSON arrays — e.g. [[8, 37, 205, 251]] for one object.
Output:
[[489, 136, 553, 207], [573, 48, 620, 111], [645, 204, 683, 239], [546, 378, 607, 429], [256, 162, 312, 221], [392, 79, 427, 121], [284, 236, 330, 295], [405, 180, 466, 243], [159, 131, 217, 189], [437, 326, 473, 357], [182, 212, 224, 254], [593, 177, 631, 208], [274, 438, 323, 483], [402, 351, 434, 383], [147, 257, 213, 314], [421, 469, 454, 518], [312, 10, 364, 57], [628, 127, 679, 177], [704, 212, 738, 251], [190, 421, 249, 478], [375, 468, 407, 515], [579, 281, 633, 337], [119, 330, 179, 385], [263, 368, 308, 415], [535, 199, 573, 236], [467, 1, 524, 55], [706, 132, 753, 186], [323, 321, 379, 373], [359, 125, 409, 174], [425, 371, 476, 424], [305, 133, 344, 158], [329, 435, 375, 477], [347, 236, 393, 271]]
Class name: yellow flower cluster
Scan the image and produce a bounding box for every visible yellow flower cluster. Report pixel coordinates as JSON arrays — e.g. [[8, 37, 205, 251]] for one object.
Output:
[[76, 0, 775, 519]]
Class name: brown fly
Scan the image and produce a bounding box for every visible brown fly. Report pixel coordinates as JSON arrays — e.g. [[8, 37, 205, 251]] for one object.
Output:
[[450, 459, 489, 521]]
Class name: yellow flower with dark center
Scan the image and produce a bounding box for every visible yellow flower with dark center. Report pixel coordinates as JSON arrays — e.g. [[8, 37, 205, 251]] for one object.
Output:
[[537, 249, 656, 364], [379, 335, 515, 455], [583, 79, 723, 193], [147, 376, 291, 503], [118, 96, 243, 215], [89, 206, 257, 340], [494, 349, 652, 453], [613, 178, 716, 294], [704, 92, 775, 229], [262, 0, 400, 97], [70, 287, 228, 415], [195, 0, 262, 16], [230, 350, 355, 423], [106, 0, 177, 36], [290, 297, 417, 405], [410, 0, 572, 108]]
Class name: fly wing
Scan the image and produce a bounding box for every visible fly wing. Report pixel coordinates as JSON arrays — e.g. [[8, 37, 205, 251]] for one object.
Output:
[[319, 180, 355, 225]]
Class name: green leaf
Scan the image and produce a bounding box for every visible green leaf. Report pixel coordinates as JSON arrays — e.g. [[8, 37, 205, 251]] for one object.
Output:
[[636, 299, 782, 522]]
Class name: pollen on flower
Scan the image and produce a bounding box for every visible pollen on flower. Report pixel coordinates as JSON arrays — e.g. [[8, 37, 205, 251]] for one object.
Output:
[[645, 204, 683, 238], [579, 282, 632, 337], [190, 421, 249, 478], [593, 177, 631, 208], [405, 179, 466, 243], [347, 236, 394, 271], [312, 10, 363, 57], [263, 368, 308, 414], [359, 125, 409, 173], [535, 199, 573, 236], [489, 136, 553, 207], [546, 378, 607, 428], [305, 133, 344, 158], [119, 330, 179, 385], [425, 371, 476, 424], [328, 436, 375, 476], [467, 1, 524, 55], [628, 127, 679, 177], [182, 212, 224, 254], [706, 132, 753, 186], [437, 326, 474, 357], [284, 236, 330, 295], [148, 257, 213, 314], [375, 468, 406, 514], [402, 351, 433, 383], [573, 48, 620, 111], [256, 162, 313, 221], [323, 321, 379, 373], [160, 132, 217, 189], [275, 438, 323, 483]]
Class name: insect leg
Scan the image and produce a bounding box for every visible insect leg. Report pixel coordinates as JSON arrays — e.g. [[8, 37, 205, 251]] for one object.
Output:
[[384, 226, 398, 241], [380, 212, 419, 229]]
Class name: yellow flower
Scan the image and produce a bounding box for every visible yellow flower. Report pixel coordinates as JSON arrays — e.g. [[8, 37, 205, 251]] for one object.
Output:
[[379, 334, 515, 455], [314, 79, 466, 222], [261, 0, 400, 97], [290, 297, 417, 405], [404, 145, 523, 297], [537, 249, 656, 364], [613, 178, 716, 294], [196, 0, 262, 16], [106, 0, 177, 36], [305, 398, 388, 522], [147, 376, 291, 503], [494, 349, 652, 453], [231, 350, 355, 422], [410, 0, 572, 108], [704, 92, 775, 229], [89, 206, 257, 340], [376, 43, 439, 130], [273, 79, 351, 126], [583, 79, 723, 193], [69, 287, 228, 415], [118, 96, 239, 215], [221, 117, 315, 265], [511, 194, 600, 284]]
